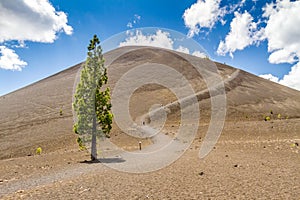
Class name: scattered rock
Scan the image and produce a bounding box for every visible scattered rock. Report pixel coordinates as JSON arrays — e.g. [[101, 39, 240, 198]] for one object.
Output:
[[295, 142, 299, 146], [79, 188, 90, 194], [234, 164, 239, 168], [198, 172, 204, 176], [225, 155, 229, 157], [16, 190, 24, 193]]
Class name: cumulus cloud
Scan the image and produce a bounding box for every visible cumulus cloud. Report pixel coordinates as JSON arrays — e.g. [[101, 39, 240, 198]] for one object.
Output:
[[260, 0, 300, 90], [0, 0, 73, 70], [120, 30, 174, 50], [260, 63, 300, 91], [192, 51, 207, 58], [183, 0, 226, 37], [176, 45, 190, 54], [0, 46, 27, 71], [119, 30, 207, 58], [279, 64, 300, 90], [259, 74, 279, 83], [0, 0, 73, 43], [268, 49, 297, 64], [217, 11, 264, 57], [263, 0, 300, 65]]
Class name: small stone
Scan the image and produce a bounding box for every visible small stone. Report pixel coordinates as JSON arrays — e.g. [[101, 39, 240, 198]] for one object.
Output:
[[199, 172, 204, 176], [225, 155, 229, 157], [234, 164, 239, 168]]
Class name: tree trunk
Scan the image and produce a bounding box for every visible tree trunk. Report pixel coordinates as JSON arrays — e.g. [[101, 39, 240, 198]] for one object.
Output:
[[91, 115, 97, 161]]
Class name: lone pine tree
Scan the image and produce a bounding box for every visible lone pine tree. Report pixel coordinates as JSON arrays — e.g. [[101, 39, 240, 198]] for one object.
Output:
[[73, 35, 113, 161]]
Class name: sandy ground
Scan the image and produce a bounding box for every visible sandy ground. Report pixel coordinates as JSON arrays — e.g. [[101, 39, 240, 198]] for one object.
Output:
[[1, 119, 299, 199]]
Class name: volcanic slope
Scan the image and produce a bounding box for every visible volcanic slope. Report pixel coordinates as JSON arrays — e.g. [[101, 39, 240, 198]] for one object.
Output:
[[0, 46, 299, 160]]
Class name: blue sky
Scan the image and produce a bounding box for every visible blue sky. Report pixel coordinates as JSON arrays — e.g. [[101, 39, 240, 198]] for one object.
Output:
[[0, 0, 300, 96]]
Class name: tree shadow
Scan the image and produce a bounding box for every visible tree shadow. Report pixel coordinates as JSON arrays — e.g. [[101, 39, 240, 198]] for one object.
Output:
[[99, 157, 126, 163], [80, 157, 125, 164]]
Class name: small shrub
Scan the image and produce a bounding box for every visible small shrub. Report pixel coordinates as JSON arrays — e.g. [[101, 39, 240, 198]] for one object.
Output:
[[270, 110, 273, 115], [36, 147, 42, 155], [59, 108, 63, 116], [264, 116, 271, 121], [277, 114, 281, 119]]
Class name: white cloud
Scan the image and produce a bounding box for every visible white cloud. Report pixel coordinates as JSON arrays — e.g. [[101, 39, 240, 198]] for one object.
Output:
[[126, 14, 141, 29], [119, 30, 208, 58], [279, 63, 300, 90], [268, 49, 297, 64], [192, 51, 207, 58], [134, 14, 141, 21], [217, 11, 264, 57], [263, 0, 300, 64], [127, 22, 133, 28], [260, 63, 300, 91], [119, 30, 174, 50], [0, 0, 72, 70], [176, 45, 190, 54], [0, 46, 27, 71], [0, 0, 73, 43], [260, 0, 300, 91], [183, 0, 226, 37], [259, 74, 279, 83]]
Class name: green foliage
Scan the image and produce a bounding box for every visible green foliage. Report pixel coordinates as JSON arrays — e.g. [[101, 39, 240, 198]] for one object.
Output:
[[76, 137, 86, 150], [73, 35, 113, 160], [36, 147, 42, 155], [73, 123, 78, 134], [59, 108, 63, 116], [264, 116, 271, 121]]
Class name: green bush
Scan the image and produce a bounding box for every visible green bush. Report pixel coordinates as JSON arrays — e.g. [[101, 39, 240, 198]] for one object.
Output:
[[277, 114, 281, 119], [36, 147, 42, 155]]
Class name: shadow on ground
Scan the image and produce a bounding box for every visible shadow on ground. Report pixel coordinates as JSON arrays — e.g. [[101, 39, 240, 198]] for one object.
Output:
[[80, 157, 126, 164]]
